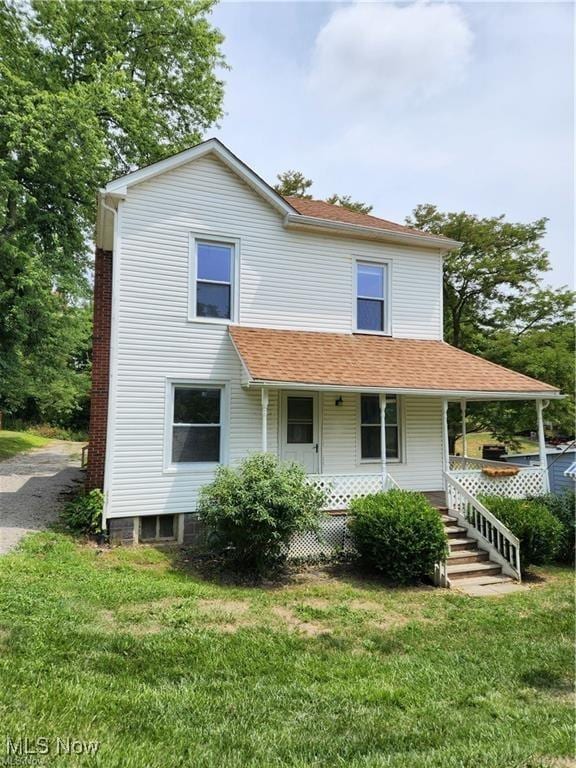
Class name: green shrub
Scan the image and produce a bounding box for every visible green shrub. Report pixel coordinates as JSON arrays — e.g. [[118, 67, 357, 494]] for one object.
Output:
[[197, 453, 324, 575], [528, 491, 575, 564], [479, 495, 563, 571], [61, 489, 104, 535], [348, 490, 448, 584]]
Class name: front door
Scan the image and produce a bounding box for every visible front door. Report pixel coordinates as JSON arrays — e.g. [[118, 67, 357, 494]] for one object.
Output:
[[280, 392, 319, 473]]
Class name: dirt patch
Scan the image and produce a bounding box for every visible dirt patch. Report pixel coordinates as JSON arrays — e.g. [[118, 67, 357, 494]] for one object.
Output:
[[97, 598, 188, 636], [349, 599, 386, 613], [272, 605, 329, 637], [196, 599, 250, 615], [97, 608, 164, 636], [369, 617, 411, 631], [296, 598, 330, 609]]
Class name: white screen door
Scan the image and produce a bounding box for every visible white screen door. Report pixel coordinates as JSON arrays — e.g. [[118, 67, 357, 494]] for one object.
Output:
[[280, 392, 319, 473]]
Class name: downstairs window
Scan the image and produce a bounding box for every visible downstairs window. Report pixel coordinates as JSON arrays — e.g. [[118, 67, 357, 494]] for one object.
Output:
[[360, 394, 400, 461], [171, 386, 222, 464], [140, 514, 176, 542]]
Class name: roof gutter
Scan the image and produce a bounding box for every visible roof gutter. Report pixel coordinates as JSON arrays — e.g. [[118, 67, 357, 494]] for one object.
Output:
[[283, 213, 462, 252], [242, 379, 562, 401]]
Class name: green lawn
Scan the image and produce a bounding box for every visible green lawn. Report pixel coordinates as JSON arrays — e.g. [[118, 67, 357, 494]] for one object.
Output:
[[0, 429, 51, 460], [0, 534, 572, 767], [455, 431, 539, 458]]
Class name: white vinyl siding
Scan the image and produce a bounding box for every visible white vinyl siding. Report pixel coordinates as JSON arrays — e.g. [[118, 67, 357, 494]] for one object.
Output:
[[105, 153, 445, 519], [321, 393, 443, 491]]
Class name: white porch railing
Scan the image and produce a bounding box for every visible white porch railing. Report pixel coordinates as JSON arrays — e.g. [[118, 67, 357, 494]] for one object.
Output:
[[449, 455, 524, 471], [308, 473, 399, 511], [444, 472, 521, 581], [448, 455, 546, 499]]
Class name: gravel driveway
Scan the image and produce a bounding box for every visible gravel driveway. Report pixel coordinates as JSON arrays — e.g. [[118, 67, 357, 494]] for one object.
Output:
[[0, 441, 85, 554]]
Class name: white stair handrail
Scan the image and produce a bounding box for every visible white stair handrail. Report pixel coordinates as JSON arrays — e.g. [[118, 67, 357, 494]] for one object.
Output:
[[443, 471, 521, 581]]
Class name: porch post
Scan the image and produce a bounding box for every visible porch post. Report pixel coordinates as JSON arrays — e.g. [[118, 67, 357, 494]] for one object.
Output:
[[441, 398, 450, 482], [379, 393, 387, 490], [460, 399, 467, 458], [261, 388, 269, 453], [536, 399, 550, 492]]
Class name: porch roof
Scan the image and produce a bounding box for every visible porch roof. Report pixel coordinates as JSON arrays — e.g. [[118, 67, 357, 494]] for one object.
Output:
[[229, 326, 561, 400]]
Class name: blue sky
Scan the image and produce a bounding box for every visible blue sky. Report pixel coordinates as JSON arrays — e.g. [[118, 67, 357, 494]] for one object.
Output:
[[211, 1, 573, 289]]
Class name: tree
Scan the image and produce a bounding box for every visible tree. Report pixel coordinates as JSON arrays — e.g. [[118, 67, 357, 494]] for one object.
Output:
[[274, 170, 313, 198], [406, 204, 574, 447], [274, 171, 373, 213], [0, 0, 226, 423], [325, 194, 373, 214]]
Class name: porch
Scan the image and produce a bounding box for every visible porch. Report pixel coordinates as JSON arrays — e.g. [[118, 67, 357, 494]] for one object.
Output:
[[231, 325, 561, 583]]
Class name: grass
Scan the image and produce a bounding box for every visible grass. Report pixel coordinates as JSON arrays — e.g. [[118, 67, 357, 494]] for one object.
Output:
[[455, 431, 539, 458], [0, 533, 573, 767], [0, 429, 51, 460]]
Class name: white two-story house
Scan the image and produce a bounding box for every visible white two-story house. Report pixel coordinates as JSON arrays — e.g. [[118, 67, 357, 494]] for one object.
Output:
[[90, 138, 560, 557]]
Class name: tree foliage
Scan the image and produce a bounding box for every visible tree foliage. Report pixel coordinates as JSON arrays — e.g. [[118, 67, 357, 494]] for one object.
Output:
[[274, 170, 313, 199], [274, 170, 373, 213], [0, 0, 226, 423], [325, 194, 373, 214], [406, 205, 575, 444]]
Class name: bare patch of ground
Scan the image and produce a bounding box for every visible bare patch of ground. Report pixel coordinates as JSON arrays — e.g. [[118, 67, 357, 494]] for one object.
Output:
[[271, 605, 330, 637], [196, 599, 250, 615]]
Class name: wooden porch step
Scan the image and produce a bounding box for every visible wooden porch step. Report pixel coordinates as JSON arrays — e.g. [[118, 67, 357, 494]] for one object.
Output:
[[447, 550, 489, 565], [445, 525, 468, 537], [447, 562, 502, 580], [440, 514, 458, 524], [449, 537, 478, 551], [452, 574, 515, 587]]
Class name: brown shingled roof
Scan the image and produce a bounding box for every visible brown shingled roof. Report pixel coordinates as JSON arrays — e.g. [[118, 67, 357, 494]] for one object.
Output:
[[284, 196, 451, 241], [230, 326, 559, 395]]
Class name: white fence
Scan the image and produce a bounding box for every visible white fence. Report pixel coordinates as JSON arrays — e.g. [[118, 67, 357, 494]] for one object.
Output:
[[448, 456, 546, 499]]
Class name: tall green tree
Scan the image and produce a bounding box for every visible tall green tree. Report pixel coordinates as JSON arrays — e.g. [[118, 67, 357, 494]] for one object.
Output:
[[325, 194, 373, 214], [0, 0, 226, 422], [406, 204, 575, 446], [274, 170, 313, 199], [274, 170, 373, 213]]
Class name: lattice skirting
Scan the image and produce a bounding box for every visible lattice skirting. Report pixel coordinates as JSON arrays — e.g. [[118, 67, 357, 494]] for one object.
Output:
[[287, 515, 353, 560], [450, 468, 546, 499], [182, 513, 352, 561]]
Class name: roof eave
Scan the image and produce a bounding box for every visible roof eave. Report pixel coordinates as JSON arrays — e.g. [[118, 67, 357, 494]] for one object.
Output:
[[241, 378, 562, 400], [284, 213, 462, 251], [103, 138, 295, 217]]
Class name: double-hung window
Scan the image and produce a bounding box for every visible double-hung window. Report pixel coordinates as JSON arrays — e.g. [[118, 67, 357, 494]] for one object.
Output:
[[360, 394, 400, 461], [356, 261, 388, 333], [171, 386, 222, 464], [193, 239, 235, 320]]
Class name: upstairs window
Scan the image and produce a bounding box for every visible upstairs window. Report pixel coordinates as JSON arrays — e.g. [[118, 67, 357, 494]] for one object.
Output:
[[171, 386, 222, 464], [193, 239, 236, 321], [360, 394, 400, 461], [356, 261, 388, 333]]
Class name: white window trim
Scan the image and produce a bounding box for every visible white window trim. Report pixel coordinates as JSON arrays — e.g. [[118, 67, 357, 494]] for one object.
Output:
[[357, 393, 405, 465], [188, 232, 240, 324], [353, 257, 392, 336], [163, 379, 230, 474]]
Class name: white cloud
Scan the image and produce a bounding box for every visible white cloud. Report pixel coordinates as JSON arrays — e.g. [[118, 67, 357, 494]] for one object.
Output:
[[308, 2, 473, 109]]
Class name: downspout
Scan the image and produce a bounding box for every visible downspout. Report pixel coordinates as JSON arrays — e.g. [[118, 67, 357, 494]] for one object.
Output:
[[98, 195, 119, 527]]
